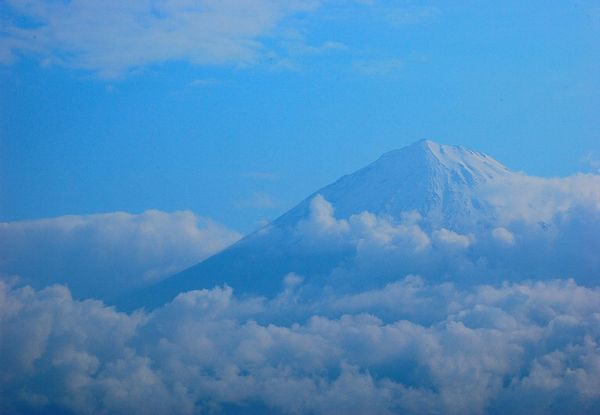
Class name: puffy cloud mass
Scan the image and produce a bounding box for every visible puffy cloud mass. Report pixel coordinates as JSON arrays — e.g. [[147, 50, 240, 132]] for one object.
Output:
[[1, 172, 599, 414], [0, 210, 241, 301], [2, 277, 600, 414], [289, 174, 600, 291]]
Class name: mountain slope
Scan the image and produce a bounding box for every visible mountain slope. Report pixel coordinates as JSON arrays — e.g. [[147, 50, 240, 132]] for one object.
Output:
[[277, 139, 511, 228], [121, 140, 516, 310]]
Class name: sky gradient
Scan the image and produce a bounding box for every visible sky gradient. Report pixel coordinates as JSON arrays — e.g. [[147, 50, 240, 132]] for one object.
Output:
[[1, 1, 599, 233]]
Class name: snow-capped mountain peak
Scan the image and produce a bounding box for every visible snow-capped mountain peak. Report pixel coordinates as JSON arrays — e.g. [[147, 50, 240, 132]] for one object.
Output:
[[392, 139, 511, 180], [277, 140, 513, 227]]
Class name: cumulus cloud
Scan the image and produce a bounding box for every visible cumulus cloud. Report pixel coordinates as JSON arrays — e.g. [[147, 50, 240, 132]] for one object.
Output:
[[285, 170, 600, 292], [296, 194, 350, 241], [295, 196, 431, 254], [0, 210, 241, 301], [480, 173, 600, 225], [491, 227, 514, 245], [1, 169, 599, 413], [2, 276, 600, 414], [0, 0, 321, 76], [432, 228, 472, 249]]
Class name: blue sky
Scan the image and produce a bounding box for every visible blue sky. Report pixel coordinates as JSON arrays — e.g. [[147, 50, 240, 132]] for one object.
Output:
[[1, 0, 599, 233]]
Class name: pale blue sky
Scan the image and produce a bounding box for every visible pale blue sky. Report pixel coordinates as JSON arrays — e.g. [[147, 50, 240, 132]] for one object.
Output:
[[1, 0, 599, 232]]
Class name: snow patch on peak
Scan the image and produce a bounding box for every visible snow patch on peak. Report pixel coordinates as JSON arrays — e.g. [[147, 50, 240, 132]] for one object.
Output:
[[382, 139, 511, 182], [278, 140, 514, 228]]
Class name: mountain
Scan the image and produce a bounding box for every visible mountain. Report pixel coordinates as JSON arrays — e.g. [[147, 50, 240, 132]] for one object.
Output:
[[276, 139, 511, 229], [122, 140, 515, 311]]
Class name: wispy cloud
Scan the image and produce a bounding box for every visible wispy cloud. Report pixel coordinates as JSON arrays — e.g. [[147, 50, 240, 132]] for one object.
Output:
[[188, 78, 220, 88], [0, 0, 321, 77], [0, 1, 441, 78], [239, 191, 280, 209], [353, 58, 403, 76], [244, 171, 281, 181], [581, 151, 600, 173], [385, 5, 440, 26], [283, 39, 348, 56], [348, 1, 440, 25]]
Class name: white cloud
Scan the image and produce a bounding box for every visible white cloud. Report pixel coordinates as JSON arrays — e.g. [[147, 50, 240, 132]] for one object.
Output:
[[297, 194, 350, 237], [287, 171, 600, 290], [2, 276, 600, 414], [0, 1, 445, 77], [432, 228, 472, 249], [491, 227, 514, 245], [480, 173, 600, 225], [296, 196, 430, 254], [0, 210, 241, 300], [1, 169, 599, 413], [239, 191, 280, 209], [0, 0, 321, 77]]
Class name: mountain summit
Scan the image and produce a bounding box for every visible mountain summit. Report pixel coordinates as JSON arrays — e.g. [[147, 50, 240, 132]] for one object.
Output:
[[123, 140, 516, 310], [277, 139, 512, 228]]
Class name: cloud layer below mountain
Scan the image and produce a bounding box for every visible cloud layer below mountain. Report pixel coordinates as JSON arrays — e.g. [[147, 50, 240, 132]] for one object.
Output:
[[1, 172, 599, 414], [0, 210, 241, 300], [287, 173, 600, 292], [2, 276, 600, 415]]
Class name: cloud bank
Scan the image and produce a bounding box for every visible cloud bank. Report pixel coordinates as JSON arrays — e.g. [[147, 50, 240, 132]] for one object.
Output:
[[2, 277, 600, 414], [1, 172, 599, 413], [0, 210, 241, 301], [287, 174, 600, 292]]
